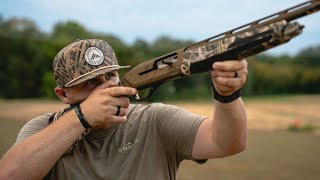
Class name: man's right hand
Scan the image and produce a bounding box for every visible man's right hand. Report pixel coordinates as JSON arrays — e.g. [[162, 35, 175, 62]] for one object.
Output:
[[80, 82, 137, 128]]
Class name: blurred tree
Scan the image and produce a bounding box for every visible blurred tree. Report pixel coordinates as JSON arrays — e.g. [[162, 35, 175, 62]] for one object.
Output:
[[295, 45, 320, 67], [0, 17, 43, 38], [129, 38, 152, 65], [51, 21, 90, 43], [41, 71, 56, 98], [151, 35, 193, 55]]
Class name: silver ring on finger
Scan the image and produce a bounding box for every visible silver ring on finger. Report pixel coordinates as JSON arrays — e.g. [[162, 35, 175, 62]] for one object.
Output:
[[115, 106, 121, 116]]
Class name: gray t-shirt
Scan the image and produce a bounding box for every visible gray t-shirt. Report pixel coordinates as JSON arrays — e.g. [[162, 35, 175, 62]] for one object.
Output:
[[16, 103, 207, 180]]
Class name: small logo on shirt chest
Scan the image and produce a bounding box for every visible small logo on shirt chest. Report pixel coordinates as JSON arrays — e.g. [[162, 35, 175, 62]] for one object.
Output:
[[118, 138, 139, 152]]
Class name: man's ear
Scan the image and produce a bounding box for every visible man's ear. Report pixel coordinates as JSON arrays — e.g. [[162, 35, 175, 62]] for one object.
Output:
[[54, 87, 71, 104]]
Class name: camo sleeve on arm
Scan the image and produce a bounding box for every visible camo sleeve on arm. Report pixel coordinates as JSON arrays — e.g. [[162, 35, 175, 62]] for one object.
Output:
[[15, 113, 52, 144]]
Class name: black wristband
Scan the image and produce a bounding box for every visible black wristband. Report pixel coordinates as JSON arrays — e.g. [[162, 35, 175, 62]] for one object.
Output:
[[212, 85, 242, 103], [75, 105, 91, 129]]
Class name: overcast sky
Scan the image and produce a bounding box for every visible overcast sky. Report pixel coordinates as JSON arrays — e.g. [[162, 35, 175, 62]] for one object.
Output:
[[1, 0, 319, 55]]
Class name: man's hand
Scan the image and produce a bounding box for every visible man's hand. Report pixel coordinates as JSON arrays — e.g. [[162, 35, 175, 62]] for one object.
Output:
[[211, 59, 248, 96], [80, 83, 137, 127]]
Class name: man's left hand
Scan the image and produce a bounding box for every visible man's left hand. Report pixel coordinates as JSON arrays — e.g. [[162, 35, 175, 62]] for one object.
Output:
[[211, 59, 248, 96]]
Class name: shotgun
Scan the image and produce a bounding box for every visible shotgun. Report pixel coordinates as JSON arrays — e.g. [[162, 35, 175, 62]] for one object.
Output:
[[121, 0, 320, 100]]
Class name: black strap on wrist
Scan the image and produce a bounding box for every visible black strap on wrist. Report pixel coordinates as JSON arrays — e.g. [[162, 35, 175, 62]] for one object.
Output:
[[75, 105, 91, 129], [212, 85, 242, 103]]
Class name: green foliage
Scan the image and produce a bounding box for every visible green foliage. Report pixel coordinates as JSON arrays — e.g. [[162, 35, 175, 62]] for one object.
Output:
[[41, 71, 56, 98], [51, 21, 90, 43], [0, 17, 44, 39], [296, 45, 320, 67], [288, 124, 317, 133], [0, 17, 319, 100]]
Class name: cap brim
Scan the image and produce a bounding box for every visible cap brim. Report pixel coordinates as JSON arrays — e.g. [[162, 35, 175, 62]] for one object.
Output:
[[64, 65, 131, 87]]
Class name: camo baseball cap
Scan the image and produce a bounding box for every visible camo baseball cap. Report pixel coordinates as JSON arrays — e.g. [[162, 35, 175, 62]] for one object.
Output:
[[53, 39, 130, 87]]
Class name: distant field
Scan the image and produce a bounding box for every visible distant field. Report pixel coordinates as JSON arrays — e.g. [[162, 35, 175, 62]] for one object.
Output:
[[178, 131, 320, 180], [174, 95, 320, 131], [0, 95, 319, 179], [1, 95, 320, 131]]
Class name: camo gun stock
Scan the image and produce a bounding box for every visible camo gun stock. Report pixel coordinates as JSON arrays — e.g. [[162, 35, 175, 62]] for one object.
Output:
[[121, 0, 320, 100]]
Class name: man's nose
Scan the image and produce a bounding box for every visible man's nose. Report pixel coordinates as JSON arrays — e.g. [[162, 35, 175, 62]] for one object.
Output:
[[100, 78, 119, 87]]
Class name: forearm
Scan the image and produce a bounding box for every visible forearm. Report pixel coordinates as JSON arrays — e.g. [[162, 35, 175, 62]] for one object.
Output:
[[192, 59, 248, 159], [213, 98, 247, 156], [0, 111, 86, 180]]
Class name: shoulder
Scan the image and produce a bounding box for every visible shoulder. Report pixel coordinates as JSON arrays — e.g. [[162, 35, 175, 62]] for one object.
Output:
[[16, 113, 52, 144], [127, 103, 178, 116]]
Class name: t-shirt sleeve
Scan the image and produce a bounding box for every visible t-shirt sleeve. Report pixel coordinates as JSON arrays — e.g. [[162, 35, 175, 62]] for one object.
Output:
[[15, 113, 52, 144], [150, 103, 207, 162]]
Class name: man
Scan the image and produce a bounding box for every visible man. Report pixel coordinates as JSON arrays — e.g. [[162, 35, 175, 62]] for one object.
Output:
[[0, 39, 248, 179]]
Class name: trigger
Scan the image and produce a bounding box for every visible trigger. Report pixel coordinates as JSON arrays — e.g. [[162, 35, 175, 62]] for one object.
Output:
[[134, 86, 160, 100], [134, 94, 141, 100]]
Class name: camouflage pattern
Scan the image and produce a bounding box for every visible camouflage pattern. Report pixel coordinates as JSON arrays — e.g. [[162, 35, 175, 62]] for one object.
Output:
[[53, 39, 129, 87], [179, 20, 304, 75], [182, 21, 292, 65]]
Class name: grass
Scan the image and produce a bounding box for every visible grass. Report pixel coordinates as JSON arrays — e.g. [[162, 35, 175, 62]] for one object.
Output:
[[0, 119, 25, 156], [178, 131, 320, 180], [243, 94, 320, 102]]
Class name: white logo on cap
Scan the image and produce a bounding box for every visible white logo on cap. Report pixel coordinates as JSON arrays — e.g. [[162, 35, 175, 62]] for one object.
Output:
[[85, 47, 104, 66]]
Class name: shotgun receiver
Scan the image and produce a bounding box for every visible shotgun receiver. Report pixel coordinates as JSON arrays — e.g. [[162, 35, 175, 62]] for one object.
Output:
[[121, 0, 320, 100]]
